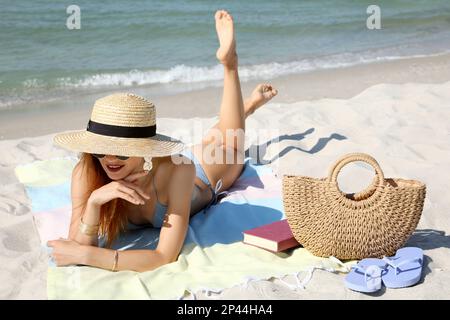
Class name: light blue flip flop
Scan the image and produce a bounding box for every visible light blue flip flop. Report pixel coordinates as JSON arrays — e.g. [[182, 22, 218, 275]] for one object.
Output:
[[382, 247, 424, 288], [344, 258, 387, 293]]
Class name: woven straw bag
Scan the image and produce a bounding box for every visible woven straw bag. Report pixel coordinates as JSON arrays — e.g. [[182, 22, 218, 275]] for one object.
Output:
[[282, 153, 426, 260]]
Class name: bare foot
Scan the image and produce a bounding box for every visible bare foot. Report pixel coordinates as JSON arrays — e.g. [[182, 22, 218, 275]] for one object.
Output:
[[215, 10, 237, 68], [246, 83, 278, 115]]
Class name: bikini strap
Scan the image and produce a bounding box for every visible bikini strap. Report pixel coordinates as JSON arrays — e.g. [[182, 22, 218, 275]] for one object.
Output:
[[203, 178, 229, 214]]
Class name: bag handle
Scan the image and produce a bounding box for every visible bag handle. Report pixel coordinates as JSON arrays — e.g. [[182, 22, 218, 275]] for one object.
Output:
[[327, 153, 385, 199]]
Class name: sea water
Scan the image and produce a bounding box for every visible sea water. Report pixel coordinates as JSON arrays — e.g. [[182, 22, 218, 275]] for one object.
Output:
[[1, 0, 450, 110]]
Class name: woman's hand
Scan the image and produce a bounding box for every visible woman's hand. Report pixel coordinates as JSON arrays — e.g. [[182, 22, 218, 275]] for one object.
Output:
[[47, 238, 88, 266], [88, 171, 151, 207]]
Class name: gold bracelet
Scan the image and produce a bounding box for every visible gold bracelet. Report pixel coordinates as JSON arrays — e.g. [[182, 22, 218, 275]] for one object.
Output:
[[79, 216, 99, 236], [112, 250, 119, 272]]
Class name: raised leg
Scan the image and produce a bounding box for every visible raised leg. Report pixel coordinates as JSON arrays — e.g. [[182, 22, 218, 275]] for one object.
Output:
[[192, 11, 277, 192], [202, 83, 278, 145], [214, 10, 244, 154]]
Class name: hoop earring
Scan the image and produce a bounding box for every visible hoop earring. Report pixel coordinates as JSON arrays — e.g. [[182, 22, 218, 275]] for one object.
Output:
[[143, 156, 153, 171]]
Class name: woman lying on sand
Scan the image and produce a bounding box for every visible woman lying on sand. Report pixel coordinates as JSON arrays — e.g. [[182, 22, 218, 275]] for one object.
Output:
[[49, 10, 278, 272]]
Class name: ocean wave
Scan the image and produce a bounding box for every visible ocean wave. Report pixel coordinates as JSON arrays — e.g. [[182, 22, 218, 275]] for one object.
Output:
[[1, 50, 449, 110], [56, 51, 450, 89], [65, 65, 225, 87]]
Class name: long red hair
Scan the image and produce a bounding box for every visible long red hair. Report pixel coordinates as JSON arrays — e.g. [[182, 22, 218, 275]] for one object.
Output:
[[74, 153, 159, 248]]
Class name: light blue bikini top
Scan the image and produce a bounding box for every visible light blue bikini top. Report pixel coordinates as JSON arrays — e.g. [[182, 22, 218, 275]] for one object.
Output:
[[151, 172, 204, 228], [128, 149, 229, 229]]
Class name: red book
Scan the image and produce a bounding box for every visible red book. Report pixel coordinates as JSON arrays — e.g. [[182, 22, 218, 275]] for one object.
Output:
[[242, 219, 301, 253]]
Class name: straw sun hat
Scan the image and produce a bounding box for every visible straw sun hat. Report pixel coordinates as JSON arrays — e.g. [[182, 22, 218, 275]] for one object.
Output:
[[53, 93, 185, 158]]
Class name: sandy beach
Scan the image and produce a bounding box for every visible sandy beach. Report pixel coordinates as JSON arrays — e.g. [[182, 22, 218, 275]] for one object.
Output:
[[1, 52, 449, 299]]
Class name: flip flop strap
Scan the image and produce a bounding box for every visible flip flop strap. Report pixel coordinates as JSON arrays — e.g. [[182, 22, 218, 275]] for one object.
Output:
[[351, 265, 381, 283], [383, 257, 423, 275]]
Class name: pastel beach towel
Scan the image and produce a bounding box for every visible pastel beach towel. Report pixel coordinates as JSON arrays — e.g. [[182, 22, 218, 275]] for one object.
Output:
[[15, 156, 353, 299]]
